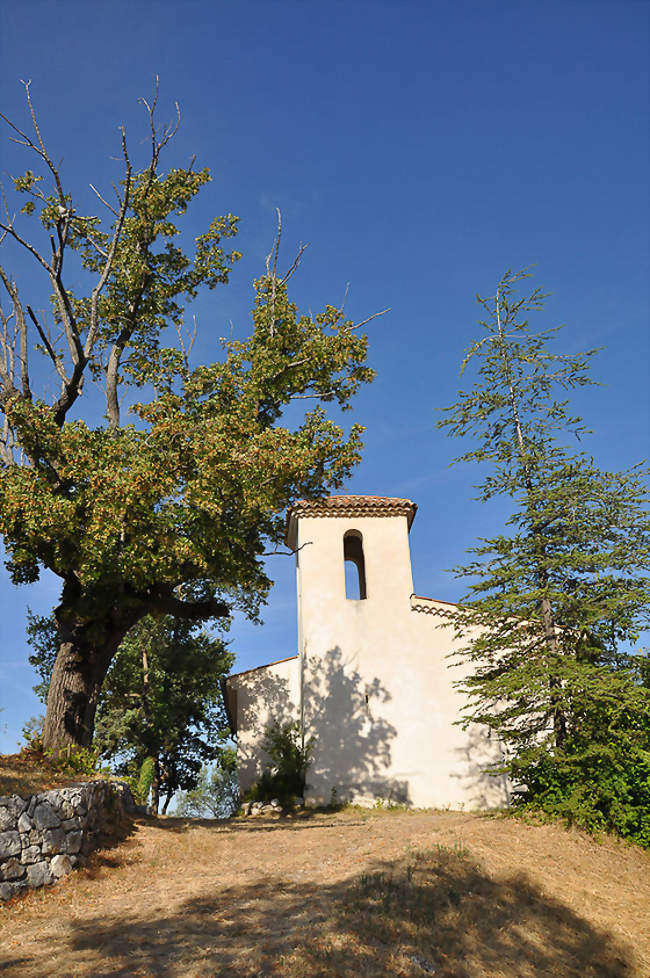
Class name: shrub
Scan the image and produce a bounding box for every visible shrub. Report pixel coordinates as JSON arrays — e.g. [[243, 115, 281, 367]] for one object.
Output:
[[511, 669, 650, 847], [246, 720, 315, 806]]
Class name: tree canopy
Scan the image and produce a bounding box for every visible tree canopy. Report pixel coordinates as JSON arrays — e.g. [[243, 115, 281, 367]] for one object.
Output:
[[29, 608, 233, 813], [93, 613, 233, 814], [175, 752, 239, 819], [440, 269, 650, 844], [0, 84, 375, 750]]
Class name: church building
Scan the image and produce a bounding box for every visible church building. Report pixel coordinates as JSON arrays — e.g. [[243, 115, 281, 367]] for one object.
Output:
[[224, 495, 509, 810]]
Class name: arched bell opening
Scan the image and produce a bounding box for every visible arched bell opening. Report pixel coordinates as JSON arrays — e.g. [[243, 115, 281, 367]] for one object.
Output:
[[344, 530, 367, 600]]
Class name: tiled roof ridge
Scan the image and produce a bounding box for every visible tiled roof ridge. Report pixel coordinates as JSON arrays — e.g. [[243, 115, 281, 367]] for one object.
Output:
[[410, 594, 460, 618], [288, 495, 417, 524], [226, 654, 299, 681]]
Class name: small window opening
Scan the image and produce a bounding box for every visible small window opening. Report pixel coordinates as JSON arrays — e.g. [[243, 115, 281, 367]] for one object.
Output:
[[344, 530, 367, 600]]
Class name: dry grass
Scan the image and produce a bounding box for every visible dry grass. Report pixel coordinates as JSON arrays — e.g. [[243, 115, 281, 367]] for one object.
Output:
[[0, 750, 102, 797], [1, 809, 648, 977]]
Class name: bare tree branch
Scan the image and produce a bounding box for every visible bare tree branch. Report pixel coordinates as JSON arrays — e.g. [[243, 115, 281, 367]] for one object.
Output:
[[26, 305, 68, 382], [289, 390, 336, 401], [0, 268, 30, 398], [86, 234, 108, 258], [281, 241, 309, 285], [89, 183, 119, 217], [349, 307, 390, 331], [105, 86, 175, 428], [0, 82, 66, 207], [269, 357, 308, 382], [265, 207, 282, 279], [263, 211, 310, 334], [0, 213, 54, 275], [21, 80, 66, 204], [174, 314, 198, 377], [263, 540, 313, 557], [264, 208, 282, 337], [85, 127, 131, 360]]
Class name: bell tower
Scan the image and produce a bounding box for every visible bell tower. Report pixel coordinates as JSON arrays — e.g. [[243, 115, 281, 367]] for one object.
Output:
[[286, 496, 417, 666]]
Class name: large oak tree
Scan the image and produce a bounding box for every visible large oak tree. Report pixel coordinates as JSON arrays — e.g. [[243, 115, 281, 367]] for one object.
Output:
[[0, 85, 375, 751]]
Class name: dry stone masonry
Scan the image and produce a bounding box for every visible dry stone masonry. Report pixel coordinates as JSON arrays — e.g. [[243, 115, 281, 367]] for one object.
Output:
[[240, 797, 304, 817], [0, 780, 136, 900]]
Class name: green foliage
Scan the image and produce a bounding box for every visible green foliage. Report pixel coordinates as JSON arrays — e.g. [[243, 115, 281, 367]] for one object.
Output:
[[132, 756, 156, 806], [22, 712, 104, 777], [93, 612, 233, 811], [43, 744, 108, 778], [372, 796, 410, 812], [247, 720, 314, 806], [27, 608, 234, 811], [175, 749, 238, 818], [440, 269, 650, 846], [512, 660, 650, 845], [329, 786, 342, 810], [0, 86, 375, 749], [20, 725, 111, 777], [21, 715, 45, 752]]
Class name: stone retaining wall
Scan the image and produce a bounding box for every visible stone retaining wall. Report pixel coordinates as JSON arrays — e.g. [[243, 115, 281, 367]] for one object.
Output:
[[0, 780, 136, 900]]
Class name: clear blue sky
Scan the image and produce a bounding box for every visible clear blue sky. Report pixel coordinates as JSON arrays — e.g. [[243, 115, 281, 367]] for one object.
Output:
[[0, 0, 648, 751]]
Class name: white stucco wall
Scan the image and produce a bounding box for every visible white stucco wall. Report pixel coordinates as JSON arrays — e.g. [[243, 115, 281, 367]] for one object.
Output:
[[228, 655, 301, 798], [230, 500, 509, 810]]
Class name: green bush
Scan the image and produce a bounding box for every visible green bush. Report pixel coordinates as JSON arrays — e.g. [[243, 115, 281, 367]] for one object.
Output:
[[21, 715, 45, 752], [44, 744, 107, 777], [246, 720, 314, 807], [512, 670, 650, 847], [130, 756, 156, 806]]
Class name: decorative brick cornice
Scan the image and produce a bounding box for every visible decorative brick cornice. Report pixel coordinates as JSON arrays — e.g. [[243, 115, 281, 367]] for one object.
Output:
[[286, 495, 417, 546], [410, 594, 459, 619]]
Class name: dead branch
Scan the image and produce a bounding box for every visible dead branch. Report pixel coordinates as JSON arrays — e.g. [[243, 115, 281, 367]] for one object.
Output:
[[349, 307, 390, 330], [281, 241, 309, 285], [0, 268, 30, 398], [86, 234, 108, 258], [264, 210, 310, 335], [0, 212, 54, 275], [139, 78, 181, 208], [265, 208, 282, 337], [89, 183, 119, 217], [26, 305, 67, 382], [0, 82, 66, 207], [289, 390, 336, 401], [85, 127, 131, 359], [0, 299, 17, 389], [104, 88, 179, 428], [265, 206, 282, 281], [174, 315, 198, 377], [263, 540, 313, 557]]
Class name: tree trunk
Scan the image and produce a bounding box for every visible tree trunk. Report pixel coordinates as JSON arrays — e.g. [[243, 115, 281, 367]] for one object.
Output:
[[42, 608, 142, 753], [42, 640, 104, 750]]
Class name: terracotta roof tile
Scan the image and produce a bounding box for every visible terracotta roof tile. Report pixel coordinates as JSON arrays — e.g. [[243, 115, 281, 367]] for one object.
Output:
[[226, 654, 299, 682], [287, 495, 417, 537]]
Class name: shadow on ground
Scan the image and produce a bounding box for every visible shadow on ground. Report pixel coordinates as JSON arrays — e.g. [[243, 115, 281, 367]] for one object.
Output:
[[2, 842, 634, 978], [145, 810, 372, 835]]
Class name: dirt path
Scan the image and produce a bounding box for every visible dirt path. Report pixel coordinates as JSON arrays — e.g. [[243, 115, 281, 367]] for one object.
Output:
[[1, 810, 648, 977]]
